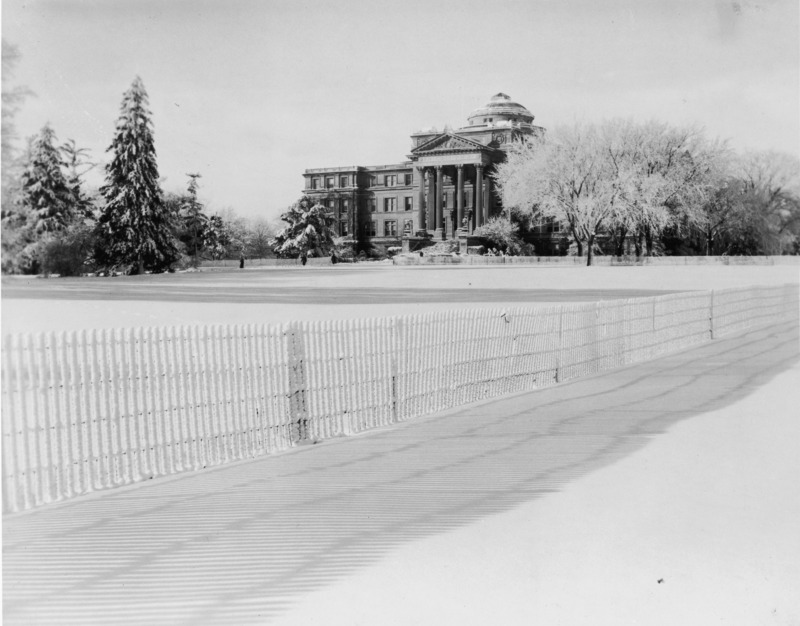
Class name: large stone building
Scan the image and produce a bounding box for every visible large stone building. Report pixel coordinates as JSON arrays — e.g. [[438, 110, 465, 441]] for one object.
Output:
[[302, 93, 545, 251]]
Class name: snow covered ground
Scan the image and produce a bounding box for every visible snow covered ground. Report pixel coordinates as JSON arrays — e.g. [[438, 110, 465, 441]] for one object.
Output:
[[2, 320, 798, 625], [2, 264, 798, 334], [272, 344, 800, 626]]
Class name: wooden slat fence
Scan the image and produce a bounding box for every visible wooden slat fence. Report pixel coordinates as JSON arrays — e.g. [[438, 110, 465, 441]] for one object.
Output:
[[2, 284, 797, 513]]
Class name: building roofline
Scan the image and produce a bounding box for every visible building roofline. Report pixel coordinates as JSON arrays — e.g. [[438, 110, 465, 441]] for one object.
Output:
[[304, 162, 413, 175], [304, 166, 365, 174]]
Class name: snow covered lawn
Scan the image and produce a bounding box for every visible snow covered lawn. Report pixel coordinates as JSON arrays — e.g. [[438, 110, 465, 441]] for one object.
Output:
[[3, 320, 797, 625], [3, 264, 797, 334], [271, 349, 800, 626]]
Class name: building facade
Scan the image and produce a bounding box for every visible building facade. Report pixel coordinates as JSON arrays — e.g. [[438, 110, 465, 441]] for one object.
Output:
[[302, 93, 544, 250]]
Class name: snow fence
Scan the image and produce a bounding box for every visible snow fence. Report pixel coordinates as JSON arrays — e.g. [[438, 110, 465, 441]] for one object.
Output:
[[2, 284, 797, 513], [393, 254, 800, 266]]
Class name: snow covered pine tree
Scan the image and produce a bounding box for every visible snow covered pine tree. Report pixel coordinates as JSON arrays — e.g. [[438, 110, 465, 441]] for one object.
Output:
[[96, 76, 179, 274]]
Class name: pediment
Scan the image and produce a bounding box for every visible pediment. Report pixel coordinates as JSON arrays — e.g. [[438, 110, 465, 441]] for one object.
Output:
[[412, 133, 491, 155]]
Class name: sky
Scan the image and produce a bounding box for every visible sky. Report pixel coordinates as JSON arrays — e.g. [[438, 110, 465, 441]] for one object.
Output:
[[2, 0, 798, 223]]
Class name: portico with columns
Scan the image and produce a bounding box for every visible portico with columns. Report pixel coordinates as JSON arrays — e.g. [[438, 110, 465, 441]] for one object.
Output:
[[408, 92, 541, 241], [411, 137, 498, 239]]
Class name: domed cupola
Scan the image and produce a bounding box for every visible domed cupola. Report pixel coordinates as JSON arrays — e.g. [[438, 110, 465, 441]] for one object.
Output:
[[466, 93, 534, 127]]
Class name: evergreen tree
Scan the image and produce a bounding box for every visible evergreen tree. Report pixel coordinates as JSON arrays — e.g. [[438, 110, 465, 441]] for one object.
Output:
[[97, 76, 178, 274], [3, 126, 91, 274], [60, 138, 96, 219], [270, 195, 336, 259], [19, 123, 77, 234], [182, 173, 207, 266], [204, 214, 233, 260]]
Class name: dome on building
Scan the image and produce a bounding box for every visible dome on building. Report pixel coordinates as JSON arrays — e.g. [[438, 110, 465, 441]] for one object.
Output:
[[466, 93, 534, 126]]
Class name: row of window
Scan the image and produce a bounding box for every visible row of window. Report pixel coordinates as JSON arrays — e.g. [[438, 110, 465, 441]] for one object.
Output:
[[368, 219, 414, 237], [370, 197, 413, 212], [378, 173, 412, 187], [310, 176, 350, 190], [314, 196, 414, 213], [309, 172, 414, 190], [318, 198, 349, 210], [312, 201, 557, 237], [316, 194, 521, 221]]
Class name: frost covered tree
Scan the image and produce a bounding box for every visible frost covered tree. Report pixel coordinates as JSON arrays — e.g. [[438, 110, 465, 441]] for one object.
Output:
[[2, 41, 34, 272], [496, 122, 622, 266], [96, 76, 178, 274], [606, 120, 728, 257], [694, 177, 747, 255], [496, 119, 737, 262], [271, 195, 336, 259], [2, 40, 33, 211], [473, 215, 526, 255]]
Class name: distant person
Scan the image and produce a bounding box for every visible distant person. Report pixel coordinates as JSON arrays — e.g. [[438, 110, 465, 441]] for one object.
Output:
[[331, 251, 338, 265], [301, 252, 307, 266], [239, 253, 245, 269]]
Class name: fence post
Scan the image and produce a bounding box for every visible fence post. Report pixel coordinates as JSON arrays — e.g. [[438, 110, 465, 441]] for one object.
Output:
[[2, 337, 19, 513], [285, 322, 309, 444], [595, 301, 601, 373], [709, 290, 715, 339], [652, 299, 657, 332], [556, 305, 564, 383], [391, 317, 402, 423]]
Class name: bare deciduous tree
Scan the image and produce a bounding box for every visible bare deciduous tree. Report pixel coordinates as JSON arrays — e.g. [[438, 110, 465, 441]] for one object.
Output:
[[245, 217, 277, 259], [736, 151, 800, 254]]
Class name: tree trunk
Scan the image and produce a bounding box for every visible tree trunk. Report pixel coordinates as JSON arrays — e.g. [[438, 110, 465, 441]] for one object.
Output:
[[614, 226, 627, 257], [568, 223, 583, 258], [634, 231, 643, 259], [193, 224, 198, 267], [586, 234, 595, 266], [645, 226, 654, 257]]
